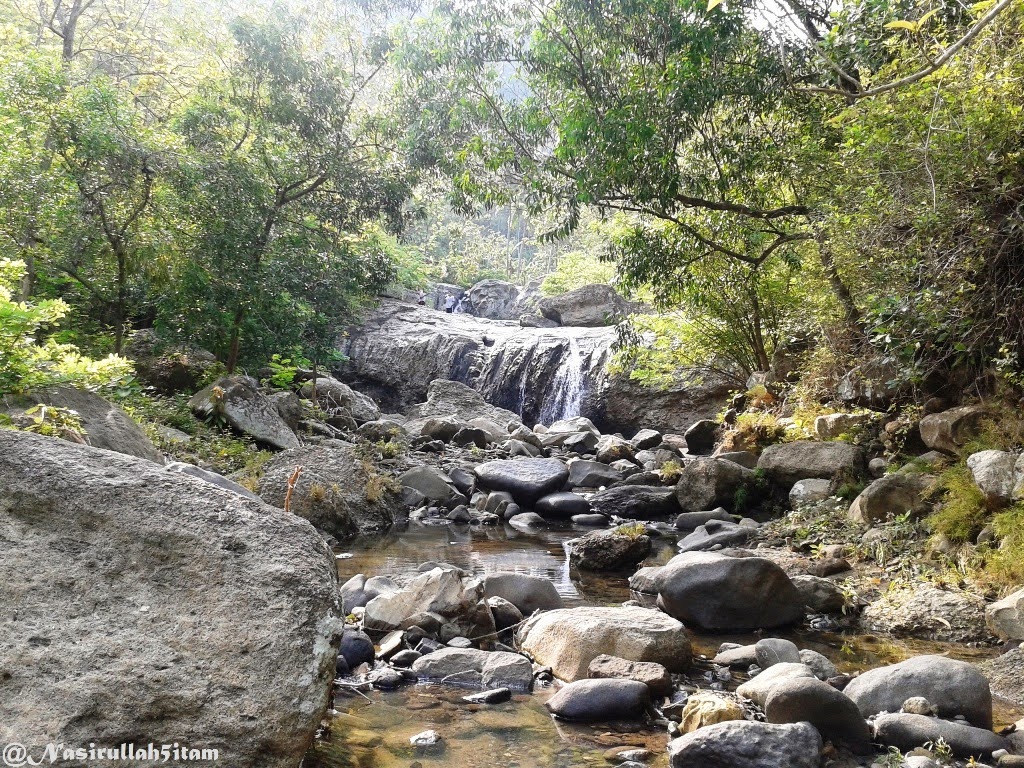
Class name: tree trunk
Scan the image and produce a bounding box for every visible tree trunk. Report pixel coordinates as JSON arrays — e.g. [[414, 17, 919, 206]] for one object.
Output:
[[817, 241, 867, 343], [226, 305, 245, 374]]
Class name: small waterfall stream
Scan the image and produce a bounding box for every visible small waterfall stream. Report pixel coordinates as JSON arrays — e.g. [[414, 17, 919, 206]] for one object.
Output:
[[539, 337, 587, 424]]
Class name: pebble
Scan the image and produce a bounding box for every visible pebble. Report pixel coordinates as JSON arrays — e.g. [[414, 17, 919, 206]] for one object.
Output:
[[447, 636, 473, 648], [462, 687, 512, 705], [410, 729, 444, 749]]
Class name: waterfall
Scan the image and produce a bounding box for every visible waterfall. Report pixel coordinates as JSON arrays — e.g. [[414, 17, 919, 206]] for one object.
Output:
[[539, 337, 587, 425]]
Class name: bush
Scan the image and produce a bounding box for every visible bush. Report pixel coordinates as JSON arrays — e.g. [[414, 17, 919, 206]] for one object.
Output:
[[928, 465, 989, 544]]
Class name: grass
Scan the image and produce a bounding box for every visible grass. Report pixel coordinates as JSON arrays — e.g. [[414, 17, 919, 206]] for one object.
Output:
[[928, 465, 989, 544]]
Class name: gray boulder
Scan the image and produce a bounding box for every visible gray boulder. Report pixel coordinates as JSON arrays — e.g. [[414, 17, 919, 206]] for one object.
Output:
[[589, 486, 681, 519], [919, 405, 988, 455], [872, 713, 1008, 759], [13, 386, 162, 462], [654, 552, 805, 631], [568, 459, 625, 488], [518, 606, 691, 682], [411, 648, 533, 691], [764, 677, 872, 753], [757, 440, 865, 488], [859, 584, 989, 643], [300, 376, 380, 424], [683, 419, 720, 455], [190, 375, 300, 450], [754, 638, 801, 668], [0, 431, 340, 768], [568, 527, 652, 571], [736, 663, 816, 708], [631, 428, 663, 450], [546, 678, 649, 721], [791, 574, 847, 613], [588, 654, 672, 696], [675, 457, 756, 514], [474, 458, 569, 505], [400, 465, 463, 507], [843, 654, 993, 728], [667, 721, 823, 768], [675, 520, 753, 553], [538, 284, 631, 327], [535, 491, 591, 518], [967, 449, 1022, 507], [257, 442, 403, 539], [595, 434, 635, 464], [466, 279, 520, 320], [848, 473, 935, 525], [482, 572, 564, 614], [414, 379, 520, 426], [986, 587, 1024, 640], [789, 478, 833, 506], [675, 508, 733, 531], [340, 573, 398, 611]]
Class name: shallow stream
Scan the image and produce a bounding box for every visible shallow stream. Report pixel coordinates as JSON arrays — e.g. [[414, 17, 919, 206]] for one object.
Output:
[[306, 522, 1022, 768]]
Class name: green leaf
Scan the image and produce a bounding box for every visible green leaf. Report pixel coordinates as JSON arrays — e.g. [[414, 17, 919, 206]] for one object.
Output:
[[884, 20, 919, 32]]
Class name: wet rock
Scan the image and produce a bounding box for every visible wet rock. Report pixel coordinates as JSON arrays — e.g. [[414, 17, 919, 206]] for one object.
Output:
[[848, 473, 935, 526], [0, 431, 340, 768], [588, 486, 681, 519], [411, 648, 532, 691], [545, 679, 650, 721], [860, 584, 989, 643], [191, 375, 300, 450], [474, 458, 569, 506], [919, 405, 988, 455], [628, 566, 662, 594], [987, 587, 1024, 640], [13, 386, 163, 462], [482, 572, 564, 614], [364, 567, 496, 641], [411, 647, 490, 680], [684, 419, 720, 455], [410, 729, 444, 749], [481, 651, 534, 691], [667, 720, 823, 768], [843, 654, 993, 728], [300, 376, 380, 424], [675, 458, 756, 514], [518, 606, 691, 682], [872, 713, 1008, 759], [678, 692, 745, 733], [462, 687, 513, 705], [654, 552, 805, 631], [568, 527, 652, 571], [258, 442, 403, 539], [764, 677, 871, 753], [736, 663, 816, 708], [367, 667, 405, 690], [791, 574, 848, 613], [588, 654, 672, 696], [573, 513, 609, 526], [536, 491, 592, 518], [757, 440, 865, 489], [400, 465, 464, 507], [509, 512, 546, 529], [754, 638, 801, 668], [712, 644, 758, 668], [339, 629, 375, 668]]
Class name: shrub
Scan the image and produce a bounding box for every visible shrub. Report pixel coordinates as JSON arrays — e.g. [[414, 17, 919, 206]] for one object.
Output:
[[928, 465, 989, 544]]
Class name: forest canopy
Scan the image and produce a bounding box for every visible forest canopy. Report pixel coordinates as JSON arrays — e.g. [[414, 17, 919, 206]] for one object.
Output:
[[1, 0, 1022, 396]]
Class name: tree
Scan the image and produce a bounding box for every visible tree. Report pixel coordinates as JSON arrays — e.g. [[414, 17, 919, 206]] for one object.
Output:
[[165, 12, 412, 372]]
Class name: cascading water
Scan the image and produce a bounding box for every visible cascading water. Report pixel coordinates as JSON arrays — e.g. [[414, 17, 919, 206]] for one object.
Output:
[[538, 336, 587, 424]]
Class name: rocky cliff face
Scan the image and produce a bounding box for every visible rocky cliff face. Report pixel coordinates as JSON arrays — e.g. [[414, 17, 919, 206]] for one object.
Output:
[[337, 300, 728, 434]]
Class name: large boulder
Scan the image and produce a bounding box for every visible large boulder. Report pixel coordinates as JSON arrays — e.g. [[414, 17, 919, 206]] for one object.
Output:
[[736, 662, 816, 708], [466, 279, 521, 320], [474, 458, 569, 505], [764, 677, 872, 753], [363, 567, 496, 641], [859, 584, 989, 643], [190, 376, 300, 450], [9, 386, 162, 462], [414, 379, 520, 426], [588, 486, 681, 519], [842, 655, 993, 729], [518, 606, 691, 682], [123, 328, 218, 394], [399, 465, 463, 507], [872, 713, 1009, 759], [654, 552, 805, 631], [0, 431, 340, 767], [411, 647, 533, 691], [535, 491, 591, 518], [675, 457, 756, 514], [482, 572, 564, 614], [667, 721, 823, 768], [919, 405, 988, 455], [545, 678, 650, 721], [848, 473, 935, 525], [300, 376, 380, 424], [568, 459, 625, 488], [567, 527, 652, 571], [986, 587, 1024, 640], [257, 442, 402, 539], [981, 645, 1024, 707], [537, 284, 631, 327], [757, 440, 865, 488], [966, 449, 1022, 507]]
